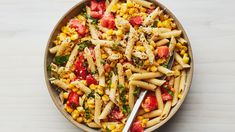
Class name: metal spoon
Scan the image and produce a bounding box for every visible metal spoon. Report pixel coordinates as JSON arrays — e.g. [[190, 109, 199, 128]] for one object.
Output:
[[122, 51, 175, 132]]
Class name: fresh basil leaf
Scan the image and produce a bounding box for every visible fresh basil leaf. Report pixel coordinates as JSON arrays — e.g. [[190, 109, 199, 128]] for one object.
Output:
[[54, 55, 70, 65], [133, 87, 141, 97], [47, 65, 52, 71], [77, 40, 92, 51], [122, 105, 130, 114], [85, 108, 90, 119]]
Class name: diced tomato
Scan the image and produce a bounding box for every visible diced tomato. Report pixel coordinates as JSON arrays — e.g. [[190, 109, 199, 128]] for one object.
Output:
[[90, 10, 103, 19], [157, 46, 169, 58], [130, 120, 144, 132], [162, 93, 173, 101], [141, 93, 157, 111], [67, 92, 79, 109], [147, 8, 154, 14], [69, 19, 87, 36], [108, 106, 125, 121], [101, 13, 115, 29], [129, 16, 143, 26], [86, 74, 98, 86], [90, 0, 106, 19], [75, 61, 83, 71], [79, 68, 88, 80]]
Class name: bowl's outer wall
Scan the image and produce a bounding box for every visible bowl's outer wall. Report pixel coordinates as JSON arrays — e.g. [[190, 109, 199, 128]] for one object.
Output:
[[44, 0, 194, 131]]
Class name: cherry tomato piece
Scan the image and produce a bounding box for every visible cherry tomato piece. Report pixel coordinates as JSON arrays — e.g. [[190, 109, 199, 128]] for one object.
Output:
[[157, 46, 169, 58], [86, 74, 98, 86], [130, 120, 144, 132], [67, 92, 79, 109], [129, 16, 143, 26], [141, 93, 158, 111]]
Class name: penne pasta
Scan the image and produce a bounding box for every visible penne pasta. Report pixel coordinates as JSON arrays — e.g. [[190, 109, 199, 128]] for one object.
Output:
[[65, 45, 79, 71], [49, 45, 59, 54], [51, 79, 68, 91], [94, 93, 102, 126], [91, 39, 114, 47], [88, 23, 99, 40], [145, 117, 161, 128], [172, 64, 184, 71], [104, 0, 119, 15], [129, 85, 135, 110], [140, 33, 155, 64], [179, 70, 186, 94], [56, 38, 71, 56], [84, 47, 96, 73], [125, 69, 132, 79], [125, 26, 138, 61], [142, 109, 162, 118], [172, 76, 180, 106], [87, 122, 102, 128], [146, 79, 166, 86], [169, 36, 176, 56], [131, 0, 154, 9], [94, 44, 105, 87], [130, 72, 163, 80], [157, 66, 174, 76], [159, 30, 182, 39], [117, 63, 124, 85], [130, 80, 156, 91], [123, 63, 148, 73], [155, 39, 170, 47], [99, 101, 114, 119], [161, 100, 172, 119], [143, 7, 160, 26], [155, 87, 164, 111], [137, 109, 146, 116], [109, 73, 118, 104], [71, 80, 91, 95]]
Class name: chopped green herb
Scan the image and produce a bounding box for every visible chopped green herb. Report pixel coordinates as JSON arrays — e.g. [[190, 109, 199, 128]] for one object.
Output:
[[54, 55, 70, 65], [168, 90, 174, 97], [100, 59, 105, 64], [133, 87, 141, 96], [161, 63, 168, 68], [91, 70, 98, 75], [90, 17, 98, 25], [47, 65, 51, 71], [152, 20, 159, 27], [113, 67, 118, 75], [122, 105, 130, 114], [118, 85, 127, 103], [77, 40, 92, 51], [111, 42, 119, 50], [83, 61, 88, 67], [87, 91, 95, 98], [85, 108, 90, 119], [132, 56, 144, 67], [105, 127, 111, 132]]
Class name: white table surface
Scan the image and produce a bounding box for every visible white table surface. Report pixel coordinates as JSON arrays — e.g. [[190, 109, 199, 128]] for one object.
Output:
[[0, 0, 235, 131]]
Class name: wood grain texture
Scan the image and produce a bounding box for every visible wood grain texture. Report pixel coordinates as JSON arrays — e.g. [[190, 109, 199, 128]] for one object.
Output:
[[0, 0, 235, 132]]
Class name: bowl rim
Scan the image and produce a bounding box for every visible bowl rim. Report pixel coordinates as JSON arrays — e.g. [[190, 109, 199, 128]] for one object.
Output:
[[44, 0, 194, 131]]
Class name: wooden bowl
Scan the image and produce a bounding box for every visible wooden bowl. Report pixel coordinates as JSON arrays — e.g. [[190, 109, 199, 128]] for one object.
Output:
[[44, 0, 194, 131]]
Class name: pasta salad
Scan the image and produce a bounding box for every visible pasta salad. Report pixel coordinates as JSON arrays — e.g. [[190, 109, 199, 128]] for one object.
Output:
[[47, 0, 191, 131]]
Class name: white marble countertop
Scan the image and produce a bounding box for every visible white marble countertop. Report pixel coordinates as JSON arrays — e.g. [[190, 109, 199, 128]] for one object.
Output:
[[0, 0, 235, 131]]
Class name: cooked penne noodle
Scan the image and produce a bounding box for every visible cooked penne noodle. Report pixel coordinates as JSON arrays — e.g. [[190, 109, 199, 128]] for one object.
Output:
[[157, 66, 174, 76], [137, 109, 146, 115], [142, 109, 162, 118], [49, 45, 59, 54], [99, 75, 106, 87], [172, 76, 180, 106], [99, 101, 114, 119], [65, 45, 79, 71], [94, 93, 102, 126], [103, 47, 113, 55], [159, 30, 182, 39], [140, 33, 155, 64], [177, 37, 187, 44], [117, 63, 124, 85], [131, 0, 154, 9], [109, 73, 118, 104], [107, 54, 122, 61], [130, 72, 162, 80], [145, 117, 161, 128], [155, 39, 170, 46], [97, 24, 109, 33], [130, 80, 156, 91], [51, 79, 68, 91], [87, 122, 102, 128], [125, 26, 138, 61], [125, 69, 132, 79], [146, 79, 166, 86], [123, 63, 148, 73], [88, 23, 99, 40], [71, 80, 92, 95], [91, 39, 114, 47], [94, 44, 105, 86], [169, 36, 176, 56], [143, 7, 160, 26], [179, 70, 186, 94], [129, 84, 135, 110], [161, 100, 172, 119], [115, 17, 130, 31], [84, 47, 96, 73], [56, 39, 71, 56], [155, 88, 164, 111], [175, 53, 191, 68], [172, 64, 184, 71]]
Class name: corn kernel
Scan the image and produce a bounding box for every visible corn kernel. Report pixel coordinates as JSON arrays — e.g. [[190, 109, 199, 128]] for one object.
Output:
[[111, 4, 118, 12], [63, 92, 69, 99], [141, 119, 148, 127], [107, 29, 114, 35], [102, 33, 108, 39], [88, 104, 95, 109], [102, 94, 110, 102], [116, 29, 123, 36], [182, 56, 189, 64], [101, 54, 108, 59], [123, 14, 128, 19], [68, 84, 74, 89], [87, 98, 95, 105], [140, 7, 146, 12], [137, 116, 144, 120], [136, 46, 145, 52], [107, 124, 116, 130], [178, 94, 182, 99], [59, 33, 67, 40], [97, 88, 104, 95], [77, 106, 84, 113], [120, 4, 127, 13], [72, 88, 78, 92], [181, 46, 188, 51], [72, 110, 79, 119], [174, 70, 180, 76], [184, 53, 188, 57], [129, 8, 135, 14], [150, 45, 154, 51], [180, 50, 185, 55], [70, 33, 78, 41], [89, 84, 96, 90], [144, 108, 150, 112], [76, 117, 83, 123], [127, 1, 134, 7], [77, 90, 83, 96], [150, 41, 157, 47], [65, 104, 74, 113], [150, 66, 158, 72], [144, 60, 150, 66]]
